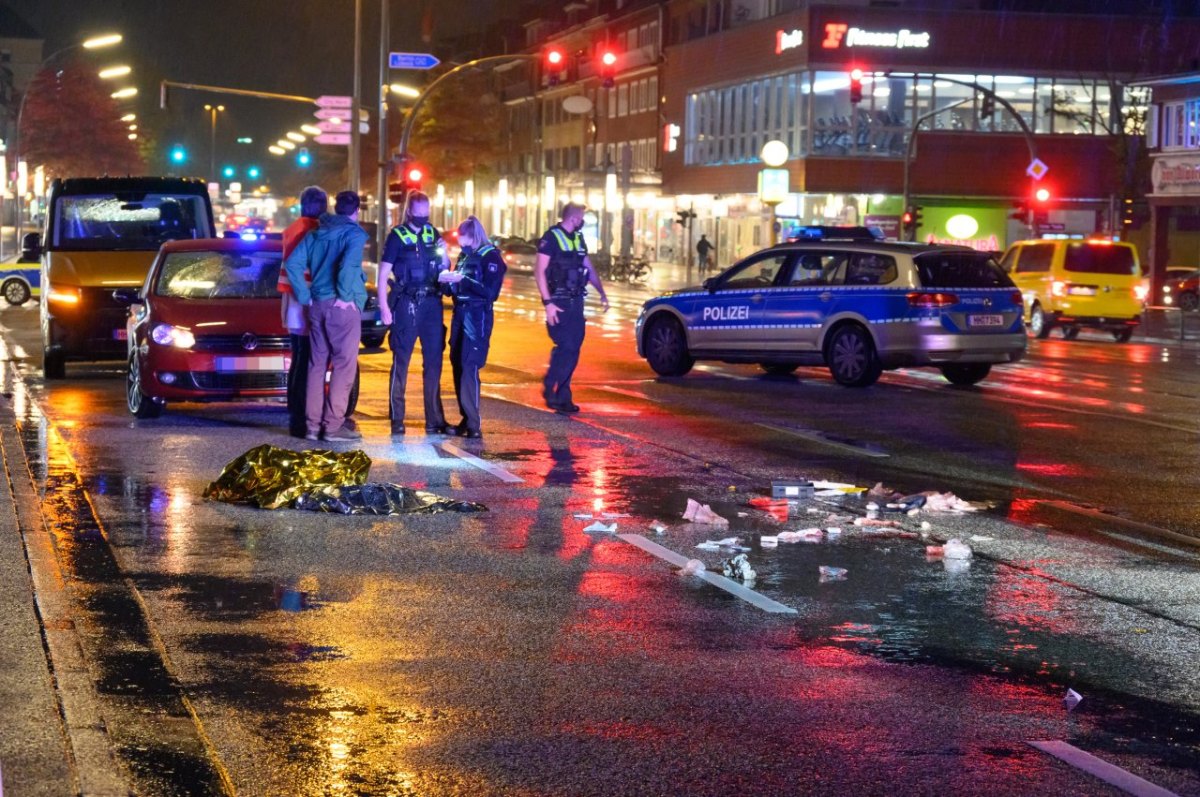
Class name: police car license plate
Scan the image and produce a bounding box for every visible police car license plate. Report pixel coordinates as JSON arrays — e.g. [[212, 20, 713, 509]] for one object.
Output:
[[113, 328, 128, 341], [967, 314, 1004, 327]]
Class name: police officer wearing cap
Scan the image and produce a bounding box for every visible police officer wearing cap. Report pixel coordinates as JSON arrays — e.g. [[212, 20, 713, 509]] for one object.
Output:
[[378, 191, 452, 435], [536, 203, 609, 413], [440, 215, 505, 439]]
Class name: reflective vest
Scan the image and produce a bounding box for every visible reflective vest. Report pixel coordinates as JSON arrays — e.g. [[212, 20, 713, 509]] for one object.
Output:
[[452, 244, 496, 302], [546, 226, 588, 297], [390, 223, 442, 295]]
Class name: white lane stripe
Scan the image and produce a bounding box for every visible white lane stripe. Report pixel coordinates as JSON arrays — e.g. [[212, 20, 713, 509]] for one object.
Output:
[[1039, 501, 1200, 550], [1027, 741, 1180, 797], [694, 364, 754, 382], [439, 442, 525, 483], [757, 422, 889, 459], [618, 533, 798, 614], [595, 385, 665, 403]]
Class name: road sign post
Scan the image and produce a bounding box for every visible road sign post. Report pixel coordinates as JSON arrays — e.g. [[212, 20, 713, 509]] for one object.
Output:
[[389, 52, 440, 70], [316, 133, 352, 146]]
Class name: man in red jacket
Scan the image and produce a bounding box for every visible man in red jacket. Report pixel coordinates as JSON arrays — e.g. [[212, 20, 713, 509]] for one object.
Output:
[[278, 186, 327, 437]]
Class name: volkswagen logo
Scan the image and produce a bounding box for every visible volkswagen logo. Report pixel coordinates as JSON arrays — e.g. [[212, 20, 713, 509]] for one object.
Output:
[[241, 333, 259, 351], [982, 298, 992, 307]]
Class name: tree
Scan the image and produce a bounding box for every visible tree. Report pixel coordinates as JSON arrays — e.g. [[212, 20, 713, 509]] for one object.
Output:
[[19, 60, 143, 178], [409, 69, 505, 183]]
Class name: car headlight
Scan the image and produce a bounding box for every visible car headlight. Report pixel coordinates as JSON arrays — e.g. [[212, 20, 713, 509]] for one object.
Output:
[[151, 323, 195, 349], [1164, 285, 1172, 294]]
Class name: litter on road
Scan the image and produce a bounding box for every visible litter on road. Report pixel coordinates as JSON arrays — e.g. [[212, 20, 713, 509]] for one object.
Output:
[[722, 553, 757, 582], [583, 521, 618, 534], [1065, 689, 1084, 711], [681, 559, 706, 576], [943, 539, 973, 559], [683, 498, 730, 526], [818, 565, 848, 581]]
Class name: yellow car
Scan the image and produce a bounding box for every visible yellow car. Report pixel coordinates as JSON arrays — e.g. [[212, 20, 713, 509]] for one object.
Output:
[[999, 239, 1147, 342]]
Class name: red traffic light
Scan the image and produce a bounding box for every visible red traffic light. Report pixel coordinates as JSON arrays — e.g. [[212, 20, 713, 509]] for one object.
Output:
[[407, 167, 423, 183], [546, 48, 564, 66], [902, 211, 913, 225], [849, 67, 864, 81], [1034, 187, 1051, 203], [601, 50, 617, 67]]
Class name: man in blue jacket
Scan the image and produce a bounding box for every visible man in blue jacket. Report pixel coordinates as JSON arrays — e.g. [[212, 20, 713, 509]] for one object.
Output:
[[284, 190, 369, 442]]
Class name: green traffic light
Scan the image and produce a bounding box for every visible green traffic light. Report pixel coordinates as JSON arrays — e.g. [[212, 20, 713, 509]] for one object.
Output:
[[222, 166, 235, 179], [247, 166, 261, 179], [170, 146, 187, 164]]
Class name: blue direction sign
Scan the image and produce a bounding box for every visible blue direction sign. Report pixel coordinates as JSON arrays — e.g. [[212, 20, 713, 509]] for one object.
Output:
[[389, 52, 440, 70]]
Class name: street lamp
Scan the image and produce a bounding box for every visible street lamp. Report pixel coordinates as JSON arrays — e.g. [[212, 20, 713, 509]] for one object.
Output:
[[97, 64, 131, 80], [300, 124, 321, 136], [268, 146, 286, 156], [204, 103, 226, 182], [286, 131, 305, 142], [110, 87, 138, 99], [12, 31, 123, 246], [389, 84, 420, 99]]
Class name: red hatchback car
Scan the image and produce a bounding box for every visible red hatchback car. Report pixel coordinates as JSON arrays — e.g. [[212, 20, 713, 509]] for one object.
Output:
[[118, 238, 292, 418]]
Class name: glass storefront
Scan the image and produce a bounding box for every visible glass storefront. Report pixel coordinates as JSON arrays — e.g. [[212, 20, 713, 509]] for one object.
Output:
[[684, 71, 1149, 165]]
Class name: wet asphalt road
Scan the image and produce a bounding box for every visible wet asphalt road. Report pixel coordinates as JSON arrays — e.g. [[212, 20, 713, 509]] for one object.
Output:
[[0, 274, 1199, 796]]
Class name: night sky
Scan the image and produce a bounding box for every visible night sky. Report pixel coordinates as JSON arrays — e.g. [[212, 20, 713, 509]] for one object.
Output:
[[7, 0, 504, 179]]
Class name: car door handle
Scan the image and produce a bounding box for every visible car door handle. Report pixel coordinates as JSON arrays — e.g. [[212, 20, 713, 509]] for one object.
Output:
[[819, 292, 833, 302]]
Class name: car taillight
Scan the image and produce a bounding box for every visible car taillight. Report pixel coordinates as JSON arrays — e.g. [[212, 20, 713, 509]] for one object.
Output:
[[1134, 283, 1149, 301], [907, 292, 958, 308], [1010, 290, 1023, 306], [46, 286, 80, 305], [505, 254, 513, 261], [1051, 280, 1067, 297]]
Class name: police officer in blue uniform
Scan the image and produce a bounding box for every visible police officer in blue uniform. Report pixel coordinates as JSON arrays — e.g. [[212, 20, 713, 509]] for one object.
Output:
[[440, 216, 505, 439], [536, 203, 608, 413], [377, 191, 453, 435]]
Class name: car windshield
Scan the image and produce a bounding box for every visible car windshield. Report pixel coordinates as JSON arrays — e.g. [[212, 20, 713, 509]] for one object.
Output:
[[504, 243, 537, 255], [52, 193, 212, 251], [915, 252, 1014, 288], [1063, 243, 1138, 275], [156, 250, 282, 299]]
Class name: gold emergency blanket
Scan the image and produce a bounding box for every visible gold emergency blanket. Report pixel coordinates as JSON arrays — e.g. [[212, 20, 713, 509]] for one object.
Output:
[[204, 444, 371, 509]]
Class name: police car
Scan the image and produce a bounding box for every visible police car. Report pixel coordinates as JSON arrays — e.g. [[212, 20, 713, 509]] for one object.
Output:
[[635, 235, 1026, 387]]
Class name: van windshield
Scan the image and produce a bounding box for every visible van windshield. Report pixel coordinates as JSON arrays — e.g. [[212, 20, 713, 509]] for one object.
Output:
[[1064, 243, 1138, 275], [156, 250, 282, 299], [52, 193, 212, 251]]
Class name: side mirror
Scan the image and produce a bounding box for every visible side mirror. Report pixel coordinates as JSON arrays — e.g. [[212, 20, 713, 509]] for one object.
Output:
[[112, 287, 142, 305], [703, 277, 717, 292], [20, 232, 41, 261]]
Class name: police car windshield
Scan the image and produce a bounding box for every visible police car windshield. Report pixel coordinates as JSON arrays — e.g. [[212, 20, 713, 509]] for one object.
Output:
[[914, 252, 1014, 288], [156, 251, 282, 299], [52, 193, 212, 251]]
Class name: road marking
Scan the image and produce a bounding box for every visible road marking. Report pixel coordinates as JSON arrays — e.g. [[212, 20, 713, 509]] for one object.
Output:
[[694, 364, 755, 381], [618, 533, 798, 614], [1039, 501, 1200, 550], [594, 385, 665, 403], [439, 442, 525, 483], [1028, 741, 1180, 797], [757, 422, 889, 458]]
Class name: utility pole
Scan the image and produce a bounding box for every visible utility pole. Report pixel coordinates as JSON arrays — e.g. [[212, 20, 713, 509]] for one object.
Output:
[[376, 0, 390, 259], [350, 0, 363, 194]]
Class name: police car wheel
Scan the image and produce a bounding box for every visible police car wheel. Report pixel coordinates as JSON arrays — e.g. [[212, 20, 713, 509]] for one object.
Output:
[[644, 316, 694, 377], [126, 354, 164, 418], [940, 363, 991, 386], [760, 362, 800, 376], [2, 278, 30, 306], [826, 325, 881, 388]]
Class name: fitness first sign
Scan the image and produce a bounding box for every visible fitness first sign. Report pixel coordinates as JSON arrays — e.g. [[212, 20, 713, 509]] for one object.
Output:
[[821, 23, 931, 49]]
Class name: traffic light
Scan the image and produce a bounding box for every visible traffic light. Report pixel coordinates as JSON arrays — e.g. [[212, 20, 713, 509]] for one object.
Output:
[[247, 166, 261, 180], [169, 145, 187, 165], [675, 209, 696, 227], [980, 93, 995, 120], [600, 49, 618, 89], [545, 46, 565, 87], [387, 161, 425, 204], [1034, 186, 1050, 203], [297, 147, 311, 167], [909, 205, 924, 238], [902, 208, 914, 239], [406, 166, 423, 189], [1009, 199, 1030, 223], [222, 165, 235, 179], [849, 68, 864, 105]]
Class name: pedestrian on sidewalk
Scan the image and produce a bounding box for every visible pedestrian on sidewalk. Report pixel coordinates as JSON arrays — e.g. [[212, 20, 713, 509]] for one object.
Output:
[[277, 186, 326, 438], [536, 203, 609, 414], [441, 215, 505, 439], [284, 190, 368, 442], [377, 191, 453, 436], [697, 234, 714, 274]]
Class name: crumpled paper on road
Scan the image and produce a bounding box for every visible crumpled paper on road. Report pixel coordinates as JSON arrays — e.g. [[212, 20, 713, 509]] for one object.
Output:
[[204, 444, 371, 509], [683, 498, 730, 527]]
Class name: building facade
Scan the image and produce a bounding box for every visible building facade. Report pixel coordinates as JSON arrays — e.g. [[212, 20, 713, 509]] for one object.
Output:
[[660, 3, 1200, 266]]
